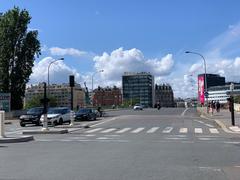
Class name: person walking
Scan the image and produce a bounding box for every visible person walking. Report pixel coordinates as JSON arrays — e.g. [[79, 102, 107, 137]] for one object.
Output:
[[216, 101, 220, 113]]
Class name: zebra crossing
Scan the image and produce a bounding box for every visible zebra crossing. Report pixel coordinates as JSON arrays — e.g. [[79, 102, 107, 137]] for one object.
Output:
[[84, 126, 220, 135]]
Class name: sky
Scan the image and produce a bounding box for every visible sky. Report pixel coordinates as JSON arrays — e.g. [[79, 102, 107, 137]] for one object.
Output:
[[1, 0, 240, 98]]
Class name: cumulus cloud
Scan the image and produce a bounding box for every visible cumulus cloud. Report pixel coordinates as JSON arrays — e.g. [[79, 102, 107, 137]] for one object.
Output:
[[49, 47, 87, 57], [93, 47, 174, 85], [29, 57, 83, 84]]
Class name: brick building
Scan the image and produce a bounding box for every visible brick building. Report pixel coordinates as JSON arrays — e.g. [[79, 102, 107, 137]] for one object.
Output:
[[92, 86, 122, 107]]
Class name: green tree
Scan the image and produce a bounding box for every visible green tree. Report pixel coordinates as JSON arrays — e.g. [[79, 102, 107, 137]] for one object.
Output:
[[0, 7, 41, 110], [25, 95, 57, 109], [234, 95, 240, 104]]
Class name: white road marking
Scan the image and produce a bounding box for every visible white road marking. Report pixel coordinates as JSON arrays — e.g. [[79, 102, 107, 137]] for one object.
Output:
[[85, 128, 103, 133], [195, 128, 203, 134], [90, 117, 117, 127], [162, 127, 173, 133], [115, 128, 131, 133], [204, 124, 214, 128], [194, 120, 204, 124], [100, 128, 117, 133], [181, 108, 189, 116], [198, 137, 212, 140], [82, 134, 96, 137], [179, 128, 188, 133], [209, 128, 219, 134], [96, 137, 113, 140], [147, 127, 159, 133], [131, 128, 145, 133], [165, 137, 188, 140]]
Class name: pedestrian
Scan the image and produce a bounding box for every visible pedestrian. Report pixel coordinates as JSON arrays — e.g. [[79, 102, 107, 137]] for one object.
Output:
[[216, 101, 220, 113], [210, 101, 215, 115]]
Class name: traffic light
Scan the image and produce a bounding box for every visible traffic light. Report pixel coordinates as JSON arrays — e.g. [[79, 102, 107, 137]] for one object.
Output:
[[69, 75, 75, 87]]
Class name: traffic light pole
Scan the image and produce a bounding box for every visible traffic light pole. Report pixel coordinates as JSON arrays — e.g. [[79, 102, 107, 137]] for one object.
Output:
[[231, 96, 235, 126], [69, 75, 75, 126], [42, 82, 49, 131]]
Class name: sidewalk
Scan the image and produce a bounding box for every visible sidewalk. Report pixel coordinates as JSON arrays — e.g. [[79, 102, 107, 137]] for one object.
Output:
[[197, 107, 240, 133]]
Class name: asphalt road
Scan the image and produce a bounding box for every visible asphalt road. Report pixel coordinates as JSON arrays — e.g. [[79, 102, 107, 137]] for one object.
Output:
[[1, 108, 240, 180]]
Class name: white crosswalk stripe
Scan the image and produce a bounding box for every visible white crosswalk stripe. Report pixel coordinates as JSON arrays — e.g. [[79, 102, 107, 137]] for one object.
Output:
[[162, 127, 173, 133], [209, 128, 219, 134], [194, 128, 203, 134], [147, 127, 159, 133], [85, 128, 103, 133], [131, 128, 145, 133], [115, 128, 131, 133], [179, 128, 188, 133], [100, 128, 117, 133]]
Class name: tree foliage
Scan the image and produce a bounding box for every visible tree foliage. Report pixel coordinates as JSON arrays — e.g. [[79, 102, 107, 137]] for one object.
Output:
[[25, 95, 57, 109], [0, 7, 41, 110]]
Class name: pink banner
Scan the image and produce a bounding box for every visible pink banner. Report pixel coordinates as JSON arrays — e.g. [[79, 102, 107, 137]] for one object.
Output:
[[198, 76, 205, 104]]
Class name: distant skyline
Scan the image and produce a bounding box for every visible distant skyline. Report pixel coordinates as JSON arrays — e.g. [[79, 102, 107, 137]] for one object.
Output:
[[1, 0, 240, 98]]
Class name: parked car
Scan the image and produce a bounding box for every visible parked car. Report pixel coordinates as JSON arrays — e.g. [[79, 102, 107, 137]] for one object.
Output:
[[75, 108, 97, 121], [133, 104, 143, 110], [40, 107, 71, 126], [19, 107, 44, 127]]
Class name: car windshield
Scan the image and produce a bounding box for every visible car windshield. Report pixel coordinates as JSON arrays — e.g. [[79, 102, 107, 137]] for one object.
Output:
[[27, 107, 43, 114], [48, 108, 65, 114], [77, 109, 89, 113]]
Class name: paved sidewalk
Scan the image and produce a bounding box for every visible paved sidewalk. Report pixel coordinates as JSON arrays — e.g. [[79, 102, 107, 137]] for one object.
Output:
[[197, 107, 240, 133]]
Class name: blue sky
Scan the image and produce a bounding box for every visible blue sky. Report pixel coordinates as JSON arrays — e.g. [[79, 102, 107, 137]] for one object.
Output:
[[1, 0, 240, 97]]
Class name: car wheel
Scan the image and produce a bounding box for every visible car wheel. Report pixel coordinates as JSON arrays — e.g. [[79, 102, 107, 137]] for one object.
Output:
[[53, 121, 58, 126], [59, 118, 63, 125], [20, 122, 25, 127]]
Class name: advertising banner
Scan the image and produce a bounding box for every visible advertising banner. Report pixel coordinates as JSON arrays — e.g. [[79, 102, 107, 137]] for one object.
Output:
[[0, 93, 11, 112], [198, 76, 205, 104]]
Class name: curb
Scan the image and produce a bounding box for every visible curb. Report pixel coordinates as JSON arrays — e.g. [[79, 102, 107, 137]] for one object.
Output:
[[0, 136, 34, 143], [22, 129, 68, 134], [200, 114, 237, 134]]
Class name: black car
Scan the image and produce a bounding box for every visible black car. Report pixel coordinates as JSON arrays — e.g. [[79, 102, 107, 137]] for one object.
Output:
[[19, 107, 44, 127], [75, 108, 97, 121]]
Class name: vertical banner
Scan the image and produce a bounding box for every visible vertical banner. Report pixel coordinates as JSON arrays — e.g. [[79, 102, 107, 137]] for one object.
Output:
[[198, 76, 205, 104]]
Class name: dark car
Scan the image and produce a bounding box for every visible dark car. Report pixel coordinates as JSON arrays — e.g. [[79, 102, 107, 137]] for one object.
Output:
[[19, 107, 44, 127], [75, 108, 97, 121]]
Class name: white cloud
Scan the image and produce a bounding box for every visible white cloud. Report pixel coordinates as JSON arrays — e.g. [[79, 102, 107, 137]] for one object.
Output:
[[49, 47, 87, 57], [93, 47, 174, 86], [29, 57, 83, 84]]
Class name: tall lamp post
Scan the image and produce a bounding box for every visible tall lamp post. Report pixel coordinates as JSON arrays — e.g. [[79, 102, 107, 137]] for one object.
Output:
[[47, 58, 64, 91], [185, 51, 208, 105], [91, 69, 104, 92]]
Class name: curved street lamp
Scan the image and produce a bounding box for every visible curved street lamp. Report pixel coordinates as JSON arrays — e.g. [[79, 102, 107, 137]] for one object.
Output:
[[185, 51, 208, 104], [91, 69, 104, 92], [47, 58, 64, 87]]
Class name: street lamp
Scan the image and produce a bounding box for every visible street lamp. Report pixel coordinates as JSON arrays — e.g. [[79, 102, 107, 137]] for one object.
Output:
[[185, 51, 208, 104], [91, 69, 104, 92], [47, 58, 64, 88]]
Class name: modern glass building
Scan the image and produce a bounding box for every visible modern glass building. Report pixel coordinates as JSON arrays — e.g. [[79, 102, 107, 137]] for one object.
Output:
[[122, 72, 154, 107]]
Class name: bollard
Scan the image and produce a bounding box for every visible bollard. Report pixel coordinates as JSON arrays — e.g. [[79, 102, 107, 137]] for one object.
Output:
[[0, 111, 5, 138], [42, 113, 49, 131], [70, 110, 75, 126]]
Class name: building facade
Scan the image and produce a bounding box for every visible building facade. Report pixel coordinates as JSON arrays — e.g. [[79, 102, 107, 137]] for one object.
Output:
[[208, 84, 240, 104], [122, 72, 154, 107], [25, 83, 85, 109], [155, 84, 174, 107], [198, 74, 225, 104], [92, 86, 122, 107]]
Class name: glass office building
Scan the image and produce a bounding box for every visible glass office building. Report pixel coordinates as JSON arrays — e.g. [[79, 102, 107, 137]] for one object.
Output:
[[122, 72, 154, 107]]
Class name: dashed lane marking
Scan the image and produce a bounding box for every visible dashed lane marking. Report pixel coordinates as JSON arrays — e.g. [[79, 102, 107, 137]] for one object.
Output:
[[179, 128, 188, 133], [162, 127, 173, 133], [115, 128, 131, 133], [194, 128, 203, 134], [131, 128, 145, 133], [146, 127, 159, 133], [85, 128, 103, 133], [100, 128, 117, 133], [209, 128, 219, 134]]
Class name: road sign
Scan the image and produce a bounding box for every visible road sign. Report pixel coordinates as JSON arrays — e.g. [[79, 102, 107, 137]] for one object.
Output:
[[0, 93, 10, 112]]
